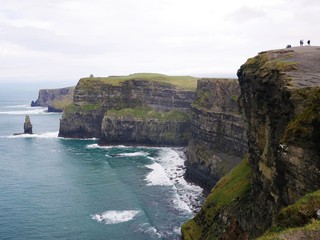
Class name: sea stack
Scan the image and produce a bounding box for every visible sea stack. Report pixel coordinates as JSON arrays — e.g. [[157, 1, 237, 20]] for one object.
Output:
[[24, 115, 33, 134]]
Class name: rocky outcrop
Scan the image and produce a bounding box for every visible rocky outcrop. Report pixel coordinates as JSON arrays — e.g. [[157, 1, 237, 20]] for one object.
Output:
[[185, 79, 247, 190], [14, 115, 33, 135], [31, 86, 74, 111], [182, 47, 320, 239], [23, 115, 33, 134], [59, 74, 197, 140]]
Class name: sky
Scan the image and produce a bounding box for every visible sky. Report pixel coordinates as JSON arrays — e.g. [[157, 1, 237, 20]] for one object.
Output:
[[1, 0, 319, 86]]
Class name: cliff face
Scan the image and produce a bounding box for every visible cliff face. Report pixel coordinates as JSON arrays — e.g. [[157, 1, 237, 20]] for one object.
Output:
[[31, 86, 75, 111], [185, 79, 247, 190], [182, 47, 320, 239], [59, 74, 197, 141], [100, 111, 190, 146]]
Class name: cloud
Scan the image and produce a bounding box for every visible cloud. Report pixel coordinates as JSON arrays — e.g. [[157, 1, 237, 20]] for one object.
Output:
[[0, 0, 319, 83], [227, 6, 267, 23]]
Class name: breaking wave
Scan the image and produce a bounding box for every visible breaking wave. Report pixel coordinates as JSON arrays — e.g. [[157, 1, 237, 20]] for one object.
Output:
[[145, 162, 173, 186], [91, 210, 140, 224], [86, 144, 126, 149], [0, 104, 59, 115], [7, 131, 59, 139]]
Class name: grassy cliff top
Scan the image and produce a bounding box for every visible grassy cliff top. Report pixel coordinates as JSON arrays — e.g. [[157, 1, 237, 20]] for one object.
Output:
[[79, 73, 199, 90]]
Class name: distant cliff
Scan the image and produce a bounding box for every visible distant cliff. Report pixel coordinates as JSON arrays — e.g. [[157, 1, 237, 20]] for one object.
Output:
[[59, 73, 197, 142], [182, 47, 320, 239], [185, 79, 247, 190], [31, 86, 75, 112]]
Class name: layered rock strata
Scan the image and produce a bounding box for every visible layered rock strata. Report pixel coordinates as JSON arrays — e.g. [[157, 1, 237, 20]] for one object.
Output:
[[182, 47, 320, 239], [100, 114, 189, 146], [185, 79, 247, 190], [59, 74, 197, 141]]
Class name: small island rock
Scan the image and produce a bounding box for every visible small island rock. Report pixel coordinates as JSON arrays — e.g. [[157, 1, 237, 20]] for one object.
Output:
[[24, 115, 33, 134]]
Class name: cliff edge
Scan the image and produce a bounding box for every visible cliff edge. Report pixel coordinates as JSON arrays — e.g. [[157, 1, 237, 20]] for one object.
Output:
[[31, 86, 75, 112], [182, 46, 320, 239]]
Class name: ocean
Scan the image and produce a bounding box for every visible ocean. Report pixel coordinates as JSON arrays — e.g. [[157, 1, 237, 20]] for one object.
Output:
[[0, 85, 203, 240]]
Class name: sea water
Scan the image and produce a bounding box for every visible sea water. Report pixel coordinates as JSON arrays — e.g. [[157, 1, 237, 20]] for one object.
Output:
[[0, 85, 203, 240]]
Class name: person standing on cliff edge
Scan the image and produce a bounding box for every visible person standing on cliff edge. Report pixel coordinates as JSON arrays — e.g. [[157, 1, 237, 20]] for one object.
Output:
[[307, 40, 311, 45], [300, 40, 304, 46]]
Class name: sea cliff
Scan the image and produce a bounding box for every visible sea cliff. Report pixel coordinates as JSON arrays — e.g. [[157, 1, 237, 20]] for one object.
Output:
[[182, 47, 320, 239], [31, 86, 74, 112], [58, 73, 247, 185], [58, 73, 197, 142], [185, 79, 247, 190]]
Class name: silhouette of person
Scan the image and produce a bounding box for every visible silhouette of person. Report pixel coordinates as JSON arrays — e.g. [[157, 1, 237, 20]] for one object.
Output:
[[307, 40, 311, 46], [300, 40, 304, 46]]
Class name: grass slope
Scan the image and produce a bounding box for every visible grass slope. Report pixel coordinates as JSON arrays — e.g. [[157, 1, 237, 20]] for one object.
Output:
[[79, 73, 199, 90], [258, 190, 320, 239], [182, 155, 252, 240]]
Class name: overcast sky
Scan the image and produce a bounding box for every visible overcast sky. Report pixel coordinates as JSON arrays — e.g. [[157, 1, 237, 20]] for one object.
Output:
[[1, 0, 319, 85]]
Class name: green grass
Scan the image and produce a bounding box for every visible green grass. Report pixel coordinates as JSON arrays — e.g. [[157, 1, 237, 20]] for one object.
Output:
[[78, 73, 199, 90], [204, 154, 251, 208], [258, 219, 320, 240], [105, 107, 189, 121], [52, 96, 73, 110], [258, 190, 320, 239], [182, 155, 252, 240], [275, 190, 320, 228]]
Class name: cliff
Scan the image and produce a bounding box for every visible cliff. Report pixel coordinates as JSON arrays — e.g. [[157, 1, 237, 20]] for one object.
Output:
[[185, 79, 247, 190], [31, 86, 75, 112], [182, 46, 320, 239], [59, 73, 197, 141], [100, 108, 190, 146]]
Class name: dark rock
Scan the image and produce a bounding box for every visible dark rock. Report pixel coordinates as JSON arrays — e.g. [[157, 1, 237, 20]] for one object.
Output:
[[48, 106, 63, 112], [24, 115, 33, 134], [185, 78, 247, 191]]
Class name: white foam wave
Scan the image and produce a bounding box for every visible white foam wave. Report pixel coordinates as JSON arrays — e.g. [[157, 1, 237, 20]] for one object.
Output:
[[138, 223, 162, 239], [145, 162, 173, 186], [86, 144, 126, 149], [8, 131, 59, 139], [91, 210, 140, 224], [2, 104, 30, 108], [117, 151, 149, 157], [0, 107, 49, 115], [147, 147, 204, 213]]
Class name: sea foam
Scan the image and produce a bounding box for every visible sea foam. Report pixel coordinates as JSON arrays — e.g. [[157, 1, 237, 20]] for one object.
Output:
[[0, 106, 52, 115], [86, 144, 126, 149], [145, 162, 174, 186], [7, 131, 59, 139], [147, 147, 204, 213], [91, 210, 140, 224], [117, 151, 149, 157]]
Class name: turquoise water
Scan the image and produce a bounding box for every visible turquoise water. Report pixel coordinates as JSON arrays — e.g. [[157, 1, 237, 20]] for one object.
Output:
[[0, 86, 203, 240]]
